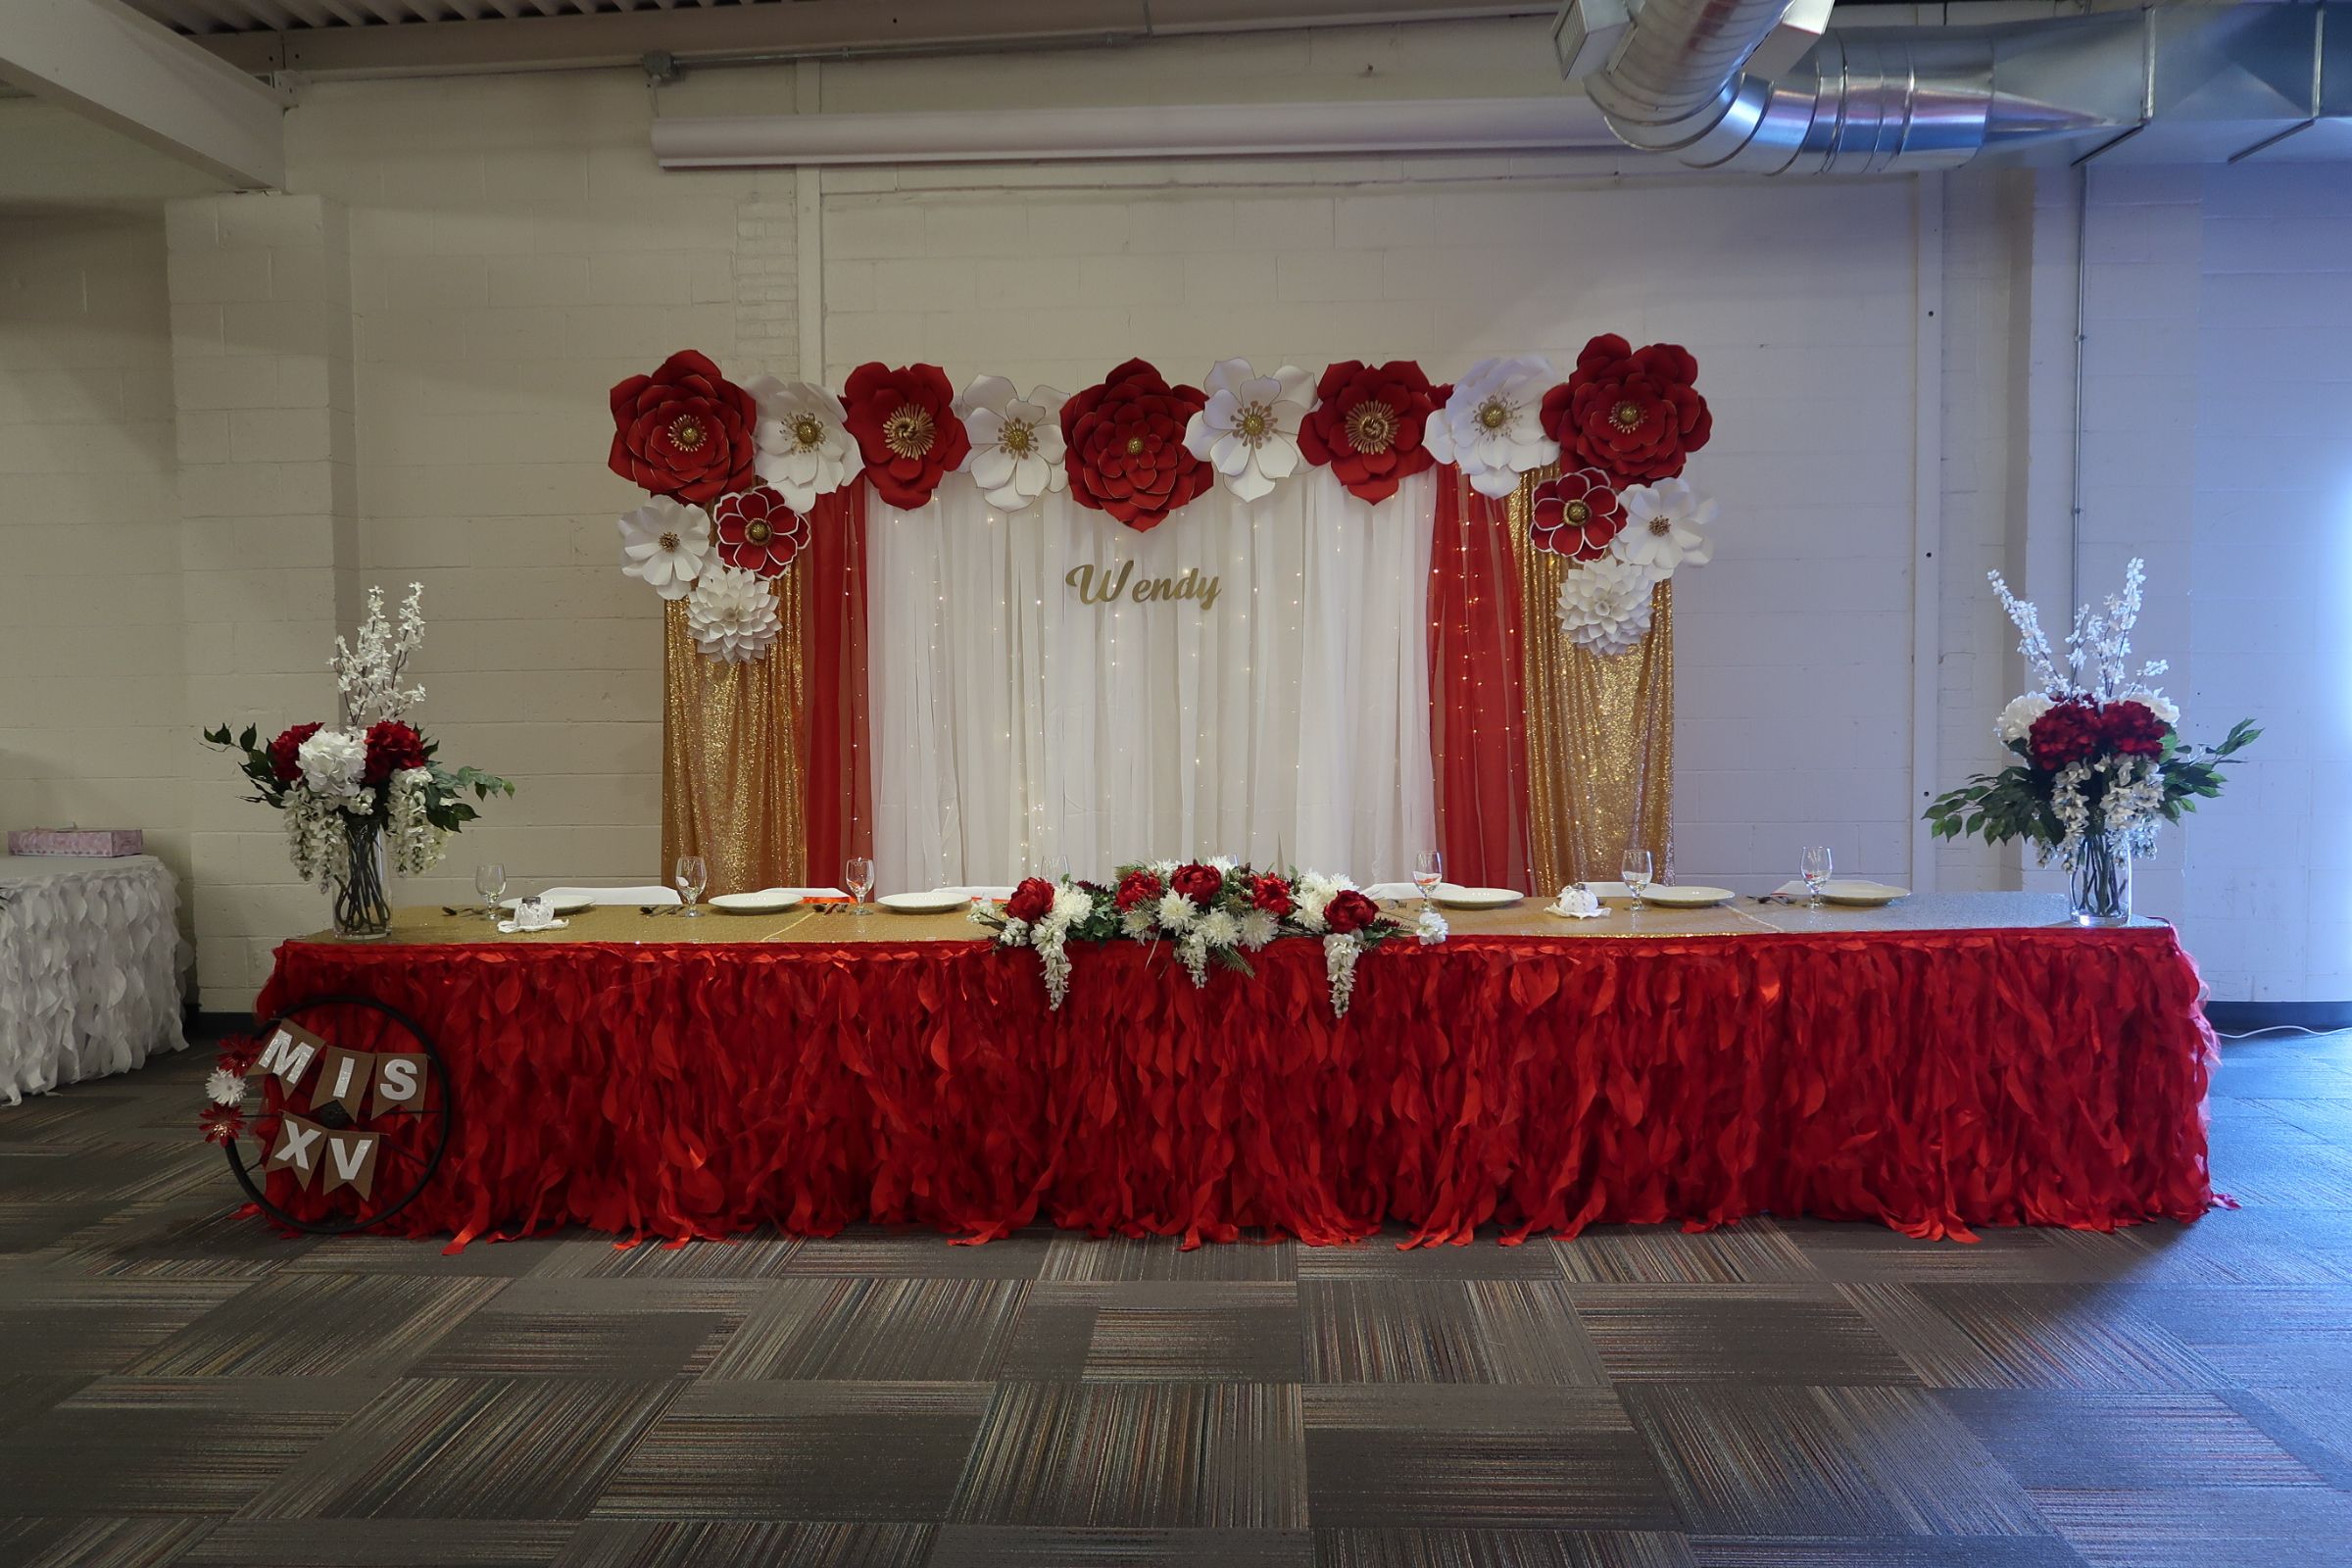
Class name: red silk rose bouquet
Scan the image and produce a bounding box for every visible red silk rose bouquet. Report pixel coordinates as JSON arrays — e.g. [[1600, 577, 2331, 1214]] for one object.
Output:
[[1926, 559, 2254, 922], [972, 858, 1445, 1015]]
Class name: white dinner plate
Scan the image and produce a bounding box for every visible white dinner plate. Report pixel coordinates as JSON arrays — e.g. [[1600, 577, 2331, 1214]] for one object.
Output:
[[499, 893, 594, 916], [1638, 884, 1737, 908], [1819, 880, 1910, 906], [709, 889, 803, 915], [1430, 885, 1522, 910], [876, 889, 972, 914]]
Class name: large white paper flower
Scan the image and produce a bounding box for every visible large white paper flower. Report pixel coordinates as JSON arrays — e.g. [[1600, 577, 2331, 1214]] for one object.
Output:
[[956, 375, 1067, 513], [1611, 477, 1717, 578], [1557, 556, 1656, 657], [1183, 358, 1313, 503], [616, 497, 711, 601], [685, 564, 781, 662], [1425, 355, 1560, 499], [744, 375, 854, 511], [296, 728, 367, 798]]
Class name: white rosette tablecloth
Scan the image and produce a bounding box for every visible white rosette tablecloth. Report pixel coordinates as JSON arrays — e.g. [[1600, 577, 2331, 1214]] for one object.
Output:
[[0, 854, 187, 1104]]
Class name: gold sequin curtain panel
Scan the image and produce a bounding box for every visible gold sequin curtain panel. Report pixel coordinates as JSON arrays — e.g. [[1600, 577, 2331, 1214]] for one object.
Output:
[[662, 575, 806, 897], [1508, 466, 1675, 890]]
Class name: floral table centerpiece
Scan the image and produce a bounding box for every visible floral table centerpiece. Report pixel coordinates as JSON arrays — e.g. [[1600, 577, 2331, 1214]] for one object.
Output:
[[1926, 559, 2255, 925], [203, 586, 514, 940], [973, 858, 1446, 1016]]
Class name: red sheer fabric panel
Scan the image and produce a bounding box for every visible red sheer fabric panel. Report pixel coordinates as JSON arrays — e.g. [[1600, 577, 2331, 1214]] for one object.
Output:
[[1428, 466, 1534, 890], [254, 927, 2215, 1250], [802, 481, 873, 878]]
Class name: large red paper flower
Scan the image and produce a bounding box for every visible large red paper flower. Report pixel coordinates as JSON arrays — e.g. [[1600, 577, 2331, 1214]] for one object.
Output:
[[1061, 359, 1212, 531], [2100, 700, 2170, 759], [363, 720, 427, 784], [1543, 333, 1712, 486], [1298, 360, 1440, 505], [609, 350, 759, 506], [712, 486, 809, 577], [2029, 700, 2104, 770], [1529, 468, 1625, 560], [267, 721, 322, 785], [843, 363, 970, 510]]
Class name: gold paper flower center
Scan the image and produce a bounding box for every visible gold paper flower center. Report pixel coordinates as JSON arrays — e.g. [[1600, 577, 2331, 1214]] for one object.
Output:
[[1344, 400, 1396, 456], [1001, 418, 1035, 456], [659, 531, 680, 552], [745, 518, 772, 545], [1611, 399, 1644, 431], [791, 415, 825, 450], [1564, 500, 1591, 526], [883, 404, 936, 460], [1236, 403, 1273, 444], [1125, 435, 1146, 456], [668, 415, 706, 451], [1476, 397, 1511, 431], [1649, 516, 1673, 536]]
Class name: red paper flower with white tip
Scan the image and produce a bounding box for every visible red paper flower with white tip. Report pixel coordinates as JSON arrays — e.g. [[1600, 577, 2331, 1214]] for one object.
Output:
[[712, 486, 809, 578], [842, 363, 970, 510], [1529, 468, 1625, 561]]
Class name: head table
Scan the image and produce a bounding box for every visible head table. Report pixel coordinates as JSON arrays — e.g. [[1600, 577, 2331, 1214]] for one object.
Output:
[[247, 891, 2214, 1250]]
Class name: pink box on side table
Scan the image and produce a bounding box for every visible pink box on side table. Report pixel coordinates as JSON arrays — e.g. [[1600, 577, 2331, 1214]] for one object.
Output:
[[7, 828, 145, 858]]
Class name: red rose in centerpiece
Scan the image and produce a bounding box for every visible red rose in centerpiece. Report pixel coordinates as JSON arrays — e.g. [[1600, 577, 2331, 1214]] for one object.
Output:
[[1529, 468, 1625, 560], [1171, 862, 1224, 906], [1543, 333, 1712, 487], [1115, 868, 1165, 912], [267, 721, 322, 785], [609, 349, 759, 506], [1006, 877, 1056, 924], [713, 486, 809, 577], [1325, 889, 1380, 934], [2100, 699, 2169, 758], [1298, 360, 1441, 505], [2028, 700, 2104, 770], [363, 719, 427, 784], [1062, 359, 1212, 531], [842, 363, 970, 510], [1250, 874, 1296, 916]]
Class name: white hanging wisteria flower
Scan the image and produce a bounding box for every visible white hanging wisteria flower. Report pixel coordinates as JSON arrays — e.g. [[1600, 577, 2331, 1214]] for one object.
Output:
[[330, 583, 425, 725], [1611, 477, 1718, 578], [1324, 933, 1365, 1017], [616, 497, 712, 601], [386, 766, 444, 877], [205, 1067, 247, 1106], [1425, 355, 1560, 499], [956, 375, 1068, 513], [1557, 555, 1656, 657], [1183, 358, 1314, 503], [295, 728, 368, 799], [744, 375, 855, 511], [685, 563, 782, 662]]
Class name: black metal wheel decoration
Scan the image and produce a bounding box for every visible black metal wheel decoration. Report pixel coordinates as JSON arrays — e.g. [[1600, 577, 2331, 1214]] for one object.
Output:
[[220, 992, 457, 1235]]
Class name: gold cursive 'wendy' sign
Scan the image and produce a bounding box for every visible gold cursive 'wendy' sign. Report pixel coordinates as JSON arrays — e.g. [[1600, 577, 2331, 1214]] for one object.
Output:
[[1065, 562, 1221, 612]]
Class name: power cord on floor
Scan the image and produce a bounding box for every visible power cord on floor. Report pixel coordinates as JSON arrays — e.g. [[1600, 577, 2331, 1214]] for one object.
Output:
[[2215, 1024, 2345, 1041]]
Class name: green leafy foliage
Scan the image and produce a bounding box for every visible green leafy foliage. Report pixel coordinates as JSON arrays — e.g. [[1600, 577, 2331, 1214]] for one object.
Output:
[[1925, 720, 2259, 850]]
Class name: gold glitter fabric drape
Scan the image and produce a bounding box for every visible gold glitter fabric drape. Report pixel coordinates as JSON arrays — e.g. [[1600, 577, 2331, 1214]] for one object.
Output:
[[1509, 468, 1675, 891], [662, 576, 806, 897]]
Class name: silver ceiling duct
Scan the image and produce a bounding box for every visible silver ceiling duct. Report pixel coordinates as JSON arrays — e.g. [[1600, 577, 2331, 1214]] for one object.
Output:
[[1557, 0, 2352, 172]]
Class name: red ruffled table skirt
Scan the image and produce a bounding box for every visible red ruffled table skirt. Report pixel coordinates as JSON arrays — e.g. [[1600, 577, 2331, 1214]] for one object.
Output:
[[252, 926, 2216, 1248]]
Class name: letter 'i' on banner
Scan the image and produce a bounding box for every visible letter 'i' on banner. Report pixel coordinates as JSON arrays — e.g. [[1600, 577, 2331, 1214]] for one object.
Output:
[[370, 1054, 430, 1114], [265, 1114, 329, 1190], [321, 1129, 381, 1200], [317, 1047, 376, 1117], [255, 1022, 329, 1090]]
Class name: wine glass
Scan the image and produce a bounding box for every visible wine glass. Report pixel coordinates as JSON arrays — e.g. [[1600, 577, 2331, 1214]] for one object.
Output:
[[845, 856, 876, 916], [1801, 846, 1833, 908], [674, 855, 709, 917], [1044, 854, 1072, 885], [474, 862, 506, 922], [1621, 848, 1654, 911], [1413, 850, 1445, 911]]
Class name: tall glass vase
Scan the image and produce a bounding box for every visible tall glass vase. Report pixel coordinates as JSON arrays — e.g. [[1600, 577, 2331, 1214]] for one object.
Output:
[[332, 815, 393, 940], [2069, 829, 2132, 927]]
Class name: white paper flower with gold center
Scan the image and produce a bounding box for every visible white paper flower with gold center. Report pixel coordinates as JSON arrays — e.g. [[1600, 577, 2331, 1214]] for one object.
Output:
[[1610, 477, 1718, 578], [1425, 355, 1560, 499], [956, 375, 1068, 513], [744, 375, 854, 511], [616, 497, 711, 601], [1556, 555, 1656, 657], [1183, 358, 1314, 503], [684, 563, 781, 663]]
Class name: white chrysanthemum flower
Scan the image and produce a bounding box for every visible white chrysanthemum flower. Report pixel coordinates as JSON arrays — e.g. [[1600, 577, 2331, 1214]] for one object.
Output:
[[1995, 694, 2056, 748], [1121, 907, 1157, 940], [1425, 355, 1559, 499], [956, 375, 1068, 513], [1239, 909, 1279, 950], [1050, 886, 1094, 928], [1197, 907, 1242, 950], [1156, 891, 1197, 931], [685, 564, 782, 662], [1150, 858, 1177, 878], [1556, 556, 1656, 657], [296, 728, 367, 799], [1207, 855, 1237, 873], [1611, 477, 1717, 578], [1183, 359, 1313, 503], [617, 497, 712, 601], [744, 376, 854, 511], [206, 1067, 246, 1106]]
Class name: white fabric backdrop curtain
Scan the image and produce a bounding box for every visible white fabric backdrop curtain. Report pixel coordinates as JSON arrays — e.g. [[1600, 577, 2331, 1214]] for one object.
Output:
[[871, 467, 1437, 889]]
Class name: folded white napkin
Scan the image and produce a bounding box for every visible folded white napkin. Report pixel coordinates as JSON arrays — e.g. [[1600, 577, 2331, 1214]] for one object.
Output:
[[498, 917, 568, 934], [1549, 886, 1606, 918]]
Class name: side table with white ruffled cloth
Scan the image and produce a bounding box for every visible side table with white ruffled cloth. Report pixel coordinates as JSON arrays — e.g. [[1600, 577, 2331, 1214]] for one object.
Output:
[[0, 854, 187, 1104]]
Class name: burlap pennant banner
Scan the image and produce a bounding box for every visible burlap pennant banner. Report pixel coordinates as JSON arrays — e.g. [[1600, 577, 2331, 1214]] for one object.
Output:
[[265, 1113, 331, 1190], [255, 1022, 328, 1091], [320, 1128, 382, 1200]]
